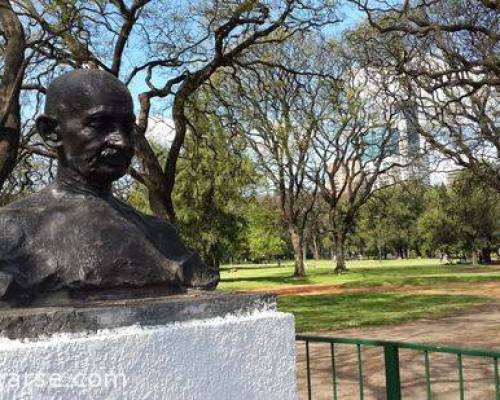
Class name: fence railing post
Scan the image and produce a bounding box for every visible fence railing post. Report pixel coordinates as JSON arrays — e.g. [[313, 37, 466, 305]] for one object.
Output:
[[305, 340, 312, 400], [296, 335, 500, 399], [384, 343, 402, 400]]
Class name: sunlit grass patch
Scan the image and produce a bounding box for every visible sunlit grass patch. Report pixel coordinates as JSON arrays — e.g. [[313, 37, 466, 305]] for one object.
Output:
[[278, 293, 488, 333], [219, 258, 500, 292]]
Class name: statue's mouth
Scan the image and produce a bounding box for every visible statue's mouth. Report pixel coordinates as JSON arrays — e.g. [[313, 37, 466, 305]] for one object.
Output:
[[98, 149, 133, 168], [102, 153, 131, 167]]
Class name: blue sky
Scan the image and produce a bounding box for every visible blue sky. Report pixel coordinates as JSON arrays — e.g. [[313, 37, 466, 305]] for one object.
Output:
[[125, 1, 367, 110]]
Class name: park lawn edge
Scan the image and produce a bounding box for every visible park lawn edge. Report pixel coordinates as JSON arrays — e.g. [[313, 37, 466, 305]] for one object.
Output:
[[277, 292, 492, 333]]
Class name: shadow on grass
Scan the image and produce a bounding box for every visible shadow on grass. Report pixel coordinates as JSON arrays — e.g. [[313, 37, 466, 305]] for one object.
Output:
[[221, 266, 500, 285], [221, 263, 498, 276], [220, 264, 291, 272], [339, 274, 500, 289], [219, 261, 500, 293], [220, 275, 313, 285]]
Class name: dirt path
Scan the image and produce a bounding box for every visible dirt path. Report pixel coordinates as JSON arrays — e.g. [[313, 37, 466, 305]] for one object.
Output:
[[295, 303, 500, 399], [251, 281, 500, 299], [247, 274, 500, 397]]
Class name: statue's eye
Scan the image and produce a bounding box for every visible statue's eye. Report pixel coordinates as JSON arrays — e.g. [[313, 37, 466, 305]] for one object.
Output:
[[88, 119, 107, 129]]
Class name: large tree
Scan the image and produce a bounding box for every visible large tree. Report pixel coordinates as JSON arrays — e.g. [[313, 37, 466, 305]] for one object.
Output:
[[447, 171, 500, 264], [417, 184, 458, 258], [127, 94, 257, 269], [5, 0, 338, 223], [132, 0, 338, 223], [210, 36, 333, 276], [172, 100, 256, 269], [0, 0, 25, 190], [243, 197, 287, 263], [359, 181, 428, 259], [311, 40, 411, 273], [350, 0, 499, 190]]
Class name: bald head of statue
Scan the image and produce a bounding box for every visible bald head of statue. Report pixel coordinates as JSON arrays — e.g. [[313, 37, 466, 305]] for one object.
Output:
[[36, 70, 136, 191]]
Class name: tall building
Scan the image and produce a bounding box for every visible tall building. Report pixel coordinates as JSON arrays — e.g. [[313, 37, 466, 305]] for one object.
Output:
[[366, 101, 430, 188], [398, 100, 431, 184], [329, 109, 430, 193]]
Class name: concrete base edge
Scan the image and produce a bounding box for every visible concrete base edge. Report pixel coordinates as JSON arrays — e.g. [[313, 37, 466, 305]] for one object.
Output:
[[0, 310, 297, 400]]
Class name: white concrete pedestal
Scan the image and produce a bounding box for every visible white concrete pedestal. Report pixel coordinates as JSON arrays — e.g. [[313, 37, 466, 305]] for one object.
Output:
[[0, 294, 296, 400]]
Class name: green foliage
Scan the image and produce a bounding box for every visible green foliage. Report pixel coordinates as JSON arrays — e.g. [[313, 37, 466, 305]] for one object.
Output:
[[0, 156, 52, 206], [358, 181, 428, 258], [173, 110, 256, 268], [243, 198, 286, 261], [126, 181, 152, 215], [415, 171, 499, 262], [417, 185, 458, 255], [125, 101, 259, 268], [447, 171, 500, 259], [356, 176, 499, 262]]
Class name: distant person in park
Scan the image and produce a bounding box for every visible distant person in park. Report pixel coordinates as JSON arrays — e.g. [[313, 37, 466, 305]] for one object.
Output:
[[0, 70, 218, 304]]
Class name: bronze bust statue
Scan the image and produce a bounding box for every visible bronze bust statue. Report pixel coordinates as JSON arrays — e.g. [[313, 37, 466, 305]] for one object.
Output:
[[0, 70, 218, 304]]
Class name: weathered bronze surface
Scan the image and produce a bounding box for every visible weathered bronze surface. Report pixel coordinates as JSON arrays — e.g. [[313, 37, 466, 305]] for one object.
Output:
[[0, 70, 218, 305]]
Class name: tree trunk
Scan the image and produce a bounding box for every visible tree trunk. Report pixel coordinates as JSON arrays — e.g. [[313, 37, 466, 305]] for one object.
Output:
[[210, 254, 220, 271], [0, 0, 25, 191], [398, 246, 404, 259], [415, 245, 421, 257], [290, 228, 305, 277], [334, 232, 347, 274], [471, 250, 478, 266], [480, 248, 492, 264], [132, 111, 174, 223], [313, 235, 320, 260], [148, 188, 175, 223]]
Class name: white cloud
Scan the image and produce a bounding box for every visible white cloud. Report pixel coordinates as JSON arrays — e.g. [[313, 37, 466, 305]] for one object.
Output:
[[144, 116, 175, 148]]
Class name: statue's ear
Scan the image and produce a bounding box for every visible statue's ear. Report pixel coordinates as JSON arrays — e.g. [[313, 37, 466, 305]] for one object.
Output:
[[36, 114, 62, 148]]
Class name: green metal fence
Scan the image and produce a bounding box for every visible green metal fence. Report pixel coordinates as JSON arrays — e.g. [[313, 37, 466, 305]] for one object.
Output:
[[296, 335, 500, 400]]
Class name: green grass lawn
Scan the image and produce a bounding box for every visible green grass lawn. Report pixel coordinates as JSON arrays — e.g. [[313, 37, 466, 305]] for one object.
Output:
[[278, 293, 486, 333], [219, 258, 499, 332], [219, 258, 500, 292]]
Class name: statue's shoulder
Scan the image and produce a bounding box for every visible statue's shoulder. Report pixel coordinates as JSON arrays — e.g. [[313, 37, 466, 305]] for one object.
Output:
[[136, 210, 178, 232], [0, 187, 56, 242], [0, 196, 38, 252], [0, 187, 52, 216], [111, 196, 173, 226], [110, 196, 182, 241]]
